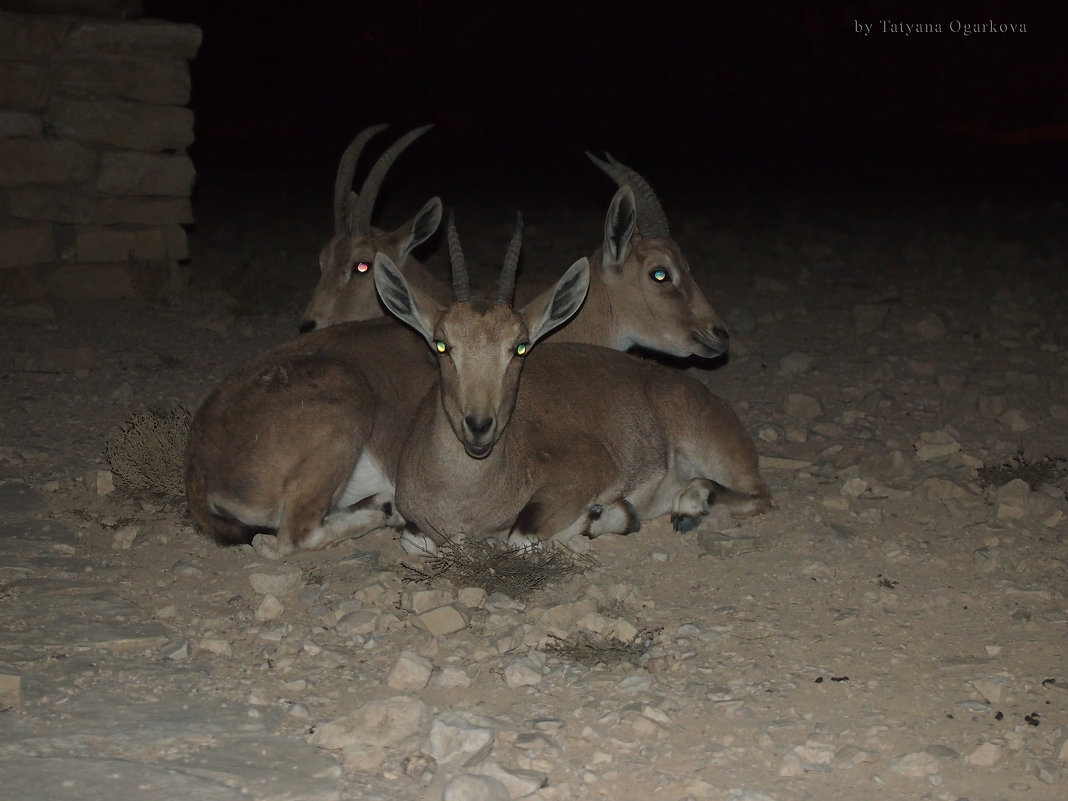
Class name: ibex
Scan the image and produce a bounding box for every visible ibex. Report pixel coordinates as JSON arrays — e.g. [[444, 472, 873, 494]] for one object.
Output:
[[186, 159, 741, 557], [304, 148, 729, 364], [299, 124, 447, 333], [185, 219, 589, 557], [542, 152, 729, 358], [377, 221, 770, 553]]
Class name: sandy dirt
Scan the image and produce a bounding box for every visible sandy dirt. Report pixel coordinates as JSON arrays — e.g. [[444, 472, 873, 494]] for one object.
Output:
[[1, 171, 1066, 801]]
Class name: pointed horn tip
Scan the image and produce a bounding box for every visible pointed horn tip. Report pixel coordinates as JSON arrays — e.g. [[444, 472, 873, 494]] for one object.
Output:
[[349, 123, 389, 145]]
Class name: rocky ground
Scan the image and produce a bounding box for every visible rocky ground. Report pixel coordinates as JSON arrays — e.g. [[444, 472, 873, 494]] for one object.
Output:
[[1, 171, 1067, 801]]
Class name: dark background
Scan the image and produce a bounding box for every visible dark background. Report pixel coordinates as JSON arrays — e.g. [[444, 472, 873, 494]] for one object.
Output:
[[142, 0, 1067, 204]]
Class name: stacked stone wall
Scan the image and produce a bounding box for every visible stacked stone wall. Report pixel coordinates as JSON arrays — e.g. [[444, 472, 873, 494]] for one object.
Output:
[[0, 8, 201, 300]]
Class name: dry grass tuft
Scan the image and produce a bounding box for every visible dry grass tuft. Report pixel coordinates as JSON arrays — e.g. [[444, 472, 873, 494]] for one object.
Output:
[[545, 627, 662, 668], [402, 536, 596, 599], [977, 450, 1067, 490], [105, 407, 191, 504]]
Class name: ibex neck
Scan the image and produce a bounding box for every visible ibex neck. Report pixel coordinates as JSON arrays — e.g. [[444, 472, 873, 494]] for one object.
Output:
[[544, 273, 626, 350]]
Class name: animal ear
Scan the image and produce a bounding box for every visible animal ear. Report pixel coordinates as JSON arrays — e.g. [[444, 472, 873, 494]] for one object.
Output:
[[523, 257, 590, 345], [373, 252, 441, 344], [396, 197, 443, 257], [602, 185, 637, 274]]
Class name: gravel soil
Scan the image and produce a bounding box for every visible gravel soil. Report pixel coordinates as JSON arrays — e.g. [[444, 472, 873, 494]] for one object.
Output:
[[1, 172, 1066, 801]]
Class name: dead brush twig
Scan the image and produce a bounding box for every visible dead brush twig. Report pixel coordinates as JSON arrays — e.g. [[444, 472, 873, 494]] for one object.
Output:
[[977, 449, 1067, 491], [545, 627, 662, 668], [105, 407, 191, 505], [401, 534, 597, 599]]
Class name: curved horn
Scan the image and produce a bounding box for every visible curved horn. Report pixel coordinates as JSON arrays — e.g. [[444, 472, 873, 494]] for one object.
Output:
[[496, 212, 523, 304], [350, 124, 434, 236], [586, 151, 670, 239], [333, 124, 388, 235], [447, 211, 471, 303]]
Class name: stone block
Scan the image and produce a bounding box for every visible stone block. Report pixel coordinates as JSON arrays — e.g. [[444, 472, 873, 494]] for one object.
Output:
[[0, 111, 42, 137], [54, 57, 191, 105], [0, 61, 50, 109], [36, 261, 177, 301], [0, 139, 96, 187], [0, 13, 65, 60], [97, 151, 195, 195], [42, 263, 138, 300], [76, 224, 187, 261], [8, 189, 97, 224], [0, 223, 57, 268], [50, 97, 194, 151], [94, 197, 193, 225], [62, 19, 202, 59]]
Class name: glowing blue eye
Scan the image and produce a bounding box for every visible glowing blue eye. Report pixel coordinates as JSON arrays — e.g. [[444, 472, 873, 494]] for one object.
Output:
[[651, 268, 668, 282], [434, 340, 447, 354], [356, 261, 370, 273], [516, 342, 529, 356]]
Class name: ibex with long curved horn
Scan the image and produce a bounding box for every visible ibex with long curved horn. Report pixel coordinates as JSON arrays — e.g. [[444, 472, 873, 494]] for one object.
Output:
[[299, 124, 447, 333], [544, 152, 730, 358], [305, 148, 730, 363], [376, 223, 769, 554], [185, 215, 589, 557], [186, 156, 742, 557]]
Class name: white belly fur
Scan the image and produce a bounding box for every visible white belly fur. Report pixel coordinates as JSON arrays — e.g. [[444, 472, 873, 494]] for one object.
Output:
[[336, 452, 393, 509]]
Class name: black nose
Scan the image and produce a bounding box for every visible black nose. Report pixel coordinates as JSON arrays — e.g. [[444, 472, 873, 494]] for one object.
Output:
[[713, 324, 729, 342], [298, 320, 316, 334], [464, 416, 493, 438]]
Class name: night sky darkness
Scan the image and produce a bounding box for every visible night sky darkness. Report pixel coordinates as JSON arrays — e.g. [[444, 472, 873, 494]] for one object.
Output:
[[143, 1, 1067, 200]]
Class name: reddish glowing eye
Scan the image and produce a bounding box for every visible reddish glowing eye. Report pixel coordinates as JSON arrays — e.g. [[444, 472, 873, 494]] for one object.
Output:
[[356, 261, 370, 273]]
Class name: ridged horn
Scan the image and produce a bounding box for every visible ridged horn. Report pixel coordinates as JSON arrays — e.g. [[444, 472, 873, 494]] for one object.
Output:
[[333, 124, 388, 235], [350, 124, 434, 236], [447, 211, 470, 303], [586, 151, 670, 239], [496, 213, 523, 304]]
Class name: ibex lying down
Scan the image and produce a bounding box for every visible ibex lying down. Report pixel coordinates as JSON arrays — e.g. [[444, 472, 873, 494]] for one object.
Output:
[[186, 164, 736, 556], [185, 222, 590, 557], [377, 222, 770, 552], [305, 148, 728, 363], [299, 124, 447, 333]]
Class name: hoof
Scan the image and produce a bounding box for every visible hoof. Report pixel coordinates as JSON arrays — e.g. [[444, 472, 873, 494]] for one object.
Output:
[[252, 532, 285, 560], [671, 514, 701, 533], [400, 529, 438, 555]]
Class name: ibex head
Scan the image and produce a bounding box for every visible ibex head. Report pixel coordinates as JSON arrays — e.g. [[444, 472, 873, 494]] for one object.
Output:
[[586, 153, 729, 359], [300, 125, 442, 333], [375, 213, 590, 459]]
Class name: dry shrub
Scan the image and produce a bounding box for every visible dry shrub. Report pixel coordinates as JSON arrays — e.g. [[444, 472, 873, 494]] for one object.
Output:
[[977, 450, 1067, 490], [105, 407, 191, 503], [545, 627, 662, 668], [402, 536, 596, 599]]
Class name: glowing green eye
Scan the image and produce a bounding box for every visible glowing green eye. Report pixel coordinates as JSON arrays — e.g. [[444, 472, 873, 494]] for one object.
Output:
[[434, 340, 447, 354], [516, 342, 529, 356], [651, 268, 668, 283]]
